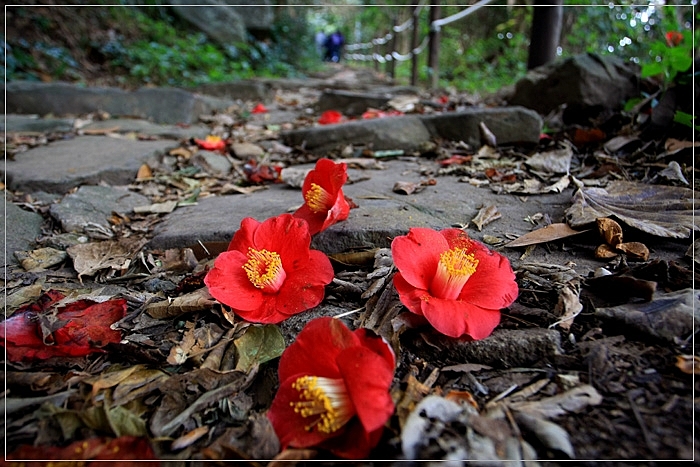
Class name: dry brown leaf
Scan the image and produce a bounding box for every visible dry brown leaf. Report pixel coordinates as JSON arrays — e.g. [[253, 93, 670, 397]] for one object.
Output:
[[594, 243, 618, 259], [145, 288, 217, 319], [509, 385, 603, 419], [219, 183, 267, 195], [66, 237, 146, 278], [86, 364, 147, 396], [15, 247, 67, 272], [665, 138, 700, 154], [171, 426, 209, 451], [471, 204, 501, 231], [393, 181, 425, 195], [566, 180, 698, 238], [167, 322, 197, 365], [136, 163, 152, 180], [675, 355, 700, 374], [506, 223, 587, 248], [169, 147, 193, 159], [133, 200, 178, 214], [597, 217, 623, 246], [615, 242, 650, 261], [550, 285, 583, 332]]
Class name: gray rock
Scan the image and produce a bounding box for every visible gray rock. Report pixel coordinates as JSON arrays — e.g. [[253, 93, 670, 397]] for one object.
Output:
[[282, 107, 542, 154], [170, 0, 248, 45], [421, 107, 542, 147], [192, 80, 271, 102], [4, 136, 175, 193], [5, 81, 234, 124], [3, 114, 74, 133], [508, 53, 640, 123], [81, 119, 210, 140], [317, 90, 392, 116], [192, 150, 232, 176], [2, 196, 44, 264], [49, 185, 150, 234], [415, 328, 563, 368], [282, 116, 432, 154]]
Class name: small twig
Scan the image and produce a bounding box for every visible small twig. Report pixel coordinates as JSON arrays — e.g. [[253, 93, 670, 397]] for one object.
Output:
[[333, 307, 364, 319]]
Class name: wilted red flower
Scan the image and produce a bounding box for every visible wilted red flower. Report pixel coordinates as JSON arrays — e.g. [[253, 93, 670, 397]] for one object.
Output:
[[194, 135, 226, 151], [0, 290, 127, 362], [7, 436, 157, 465], [391, 228, 518, 340], [665, 31, 683, 47], [361, 108, 403, 120], [267, 317, 395, 459], [318, 110, 343, 125], [244, 159, 282, 184], [204, 214, 334, 324], [293, 158, 351, 235], [252, 103, 268, 114]]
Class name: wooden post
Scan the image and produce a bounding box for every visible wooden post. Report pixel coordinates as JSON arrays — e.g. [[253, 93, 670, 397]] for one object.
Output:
[[527, 0, 563, 69], [410, 5, 420, 86], [387, 16, 398, 79], [428, 3, 441, 89]]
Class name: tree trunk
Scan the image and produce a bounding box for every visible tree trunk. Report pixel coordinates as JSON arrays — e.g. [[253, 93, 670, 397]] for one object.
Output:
[[527, 0, 563, 70], [428, 3, 441, 89]]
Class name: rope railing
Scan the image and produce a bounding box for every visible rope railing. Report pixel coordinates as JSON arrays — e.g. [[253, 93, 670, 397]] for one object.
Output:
[[343, 0, 496, 79]]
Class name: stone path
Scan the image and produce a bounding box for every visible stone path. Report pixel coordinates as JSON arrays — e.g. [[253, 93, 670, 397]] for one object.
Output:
[[2, 70, 690, 278]]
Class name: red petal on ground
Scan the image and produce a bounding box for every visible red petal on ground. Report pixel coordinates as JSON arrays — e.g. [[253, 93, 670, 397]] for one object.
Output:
[[336, 346, 394, 433], [421, 297, 502, 340], [318, 110, 343, 125], [277, 317, 358, 383], [390, 228, 446, 290], [194, 136, 226, 151], [276, 250, 334, 315], [251, 103, 268, 113], [457, 241, 519, 311], [1, 296, 126, 362], [227, 216, 261, 251], [252, 214, 314, 270], [7, 436, 157, 464], [204, 250, 264, 312]]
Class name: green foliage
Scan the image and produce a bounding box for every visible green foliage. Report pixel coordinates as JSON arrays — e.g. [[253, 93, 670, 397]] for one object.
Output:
[[640, 30, 693, 84]]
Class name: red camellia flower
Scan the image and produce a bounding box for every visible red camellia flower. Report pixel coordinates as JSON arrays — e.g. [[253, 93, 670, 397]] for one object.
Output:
[[665, 31, 683, 47], [391, 228, 518, 340], [267, 317, 395, 459], [204, 214, 334, 324], [318, 110, 343, 125], [251, 103, 268, 114], [293, 158, 351, 235], [194, 135, 226, 151]]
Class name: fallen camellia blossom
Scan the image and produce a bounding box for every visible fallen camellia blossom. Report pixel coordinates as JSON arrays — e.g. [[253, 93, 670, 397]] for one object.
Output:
[[251, 103, 268, 113], [0, 290, 127, 362], [293, 158, 351, 235], [361, 108, 403, 120], [194, 135, 226, 151], [7, 436, 157, 465], [267, 317, 395, 459], [244, 159, 282, 184], [391, 228, 518, 340], [318, 110, 343, 125], [204, 214, 334, 324]]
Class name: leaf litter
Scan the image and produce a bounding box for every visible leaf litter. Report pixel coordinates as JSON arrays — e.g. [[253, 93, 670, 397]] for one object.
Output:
[[2, 69, 697, 463]]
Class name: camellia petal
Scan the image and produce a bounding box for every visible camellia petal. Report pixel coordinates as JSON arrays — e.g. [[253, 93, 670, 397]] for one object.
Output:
[[391, 228, 446, 290], [421, 296, 502, 340], [318, 110, 343, 125], [457, 246, 519, 311], [203, 250, 264, 311]]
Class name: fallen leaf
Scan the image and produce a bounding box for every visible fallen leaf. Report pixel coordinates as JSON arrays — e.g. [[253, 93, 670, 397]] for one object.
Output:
[[525, 146, 573, 174], [508, 385, 602, 419], [471, 204, 501, 231], [615, 242, 650, 261], [565, 180, 698, 238], [506, 223, 588, 248], [675, 355, 700, 374], [172, 426, 210, 451], [513, 411, 575, 458], [14, 247, 67, 272], [479, 121, 497, 147], [145, 288, 217, 319], [136, 163, 152, 180], [67, 238, 147, 278], [234, 324, 286, 373], [571, 127, 606, 147], [393, 181, 425, 195], [550, 285, 582, 332], [7, 436, 157, 463], [594, 243, 619, 259], [133, 200, 179, 214], [597, 217, 623, 246]]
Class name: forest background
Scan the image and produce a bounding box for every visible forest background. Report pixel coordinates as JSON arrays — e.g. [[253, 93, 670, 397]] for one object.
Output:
[[4, 0, 697, 96]]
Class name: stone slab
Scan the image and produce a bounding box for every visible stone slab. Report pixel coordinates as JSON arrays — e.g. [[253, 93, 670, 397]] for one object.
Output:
[[192, 80, 271, 102], [2, 196, 44, 265], [49, 185, 150, 233], [148, 157, 691, 278], [81, 119, 210, 140], [4, 136, 176, 194], [5, 81, 234, 124], [282, 107, 542, 154], [3, 114, 75, 133], [317, 90, 392, 116]]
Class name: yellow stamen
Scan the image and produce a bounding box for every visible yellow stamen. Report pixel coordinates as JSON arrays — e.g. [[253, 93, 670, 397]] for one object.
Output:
[[305, 183, 332, 213], [289, 376, 354, 433], [242, 248, 286, 292], [430, 247, 479, 300]]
